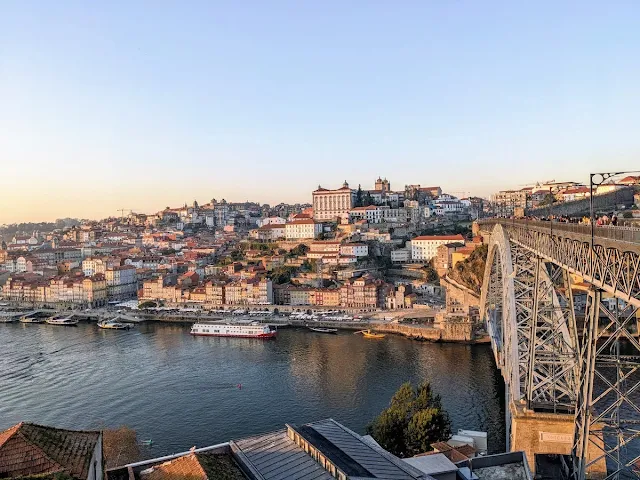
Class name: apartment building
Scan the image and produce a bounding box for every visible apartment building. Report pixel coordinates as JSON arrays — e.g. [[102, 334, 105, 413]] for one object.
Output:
[[285, 219, 322, 240], [411, 234, 465, 262]]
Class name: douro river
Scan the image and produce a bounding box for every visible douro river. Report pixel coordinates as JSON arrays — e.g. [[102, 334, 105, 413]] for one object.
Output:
[[0, 322, 506, 455]]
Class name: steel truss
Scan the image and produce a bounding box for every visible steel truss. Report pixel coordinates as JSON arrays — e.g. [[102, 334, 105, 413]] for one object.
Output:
[[527, 262, 579, 412], [573, 290, 640, 479], [501, 222, 640, 307]]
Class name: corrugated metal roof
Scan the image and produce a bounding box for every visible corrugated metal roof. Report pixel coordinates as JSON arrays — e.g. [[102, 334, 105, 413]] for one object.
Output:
[[304, 419, 425, 479], [232, 429, 332, 480]]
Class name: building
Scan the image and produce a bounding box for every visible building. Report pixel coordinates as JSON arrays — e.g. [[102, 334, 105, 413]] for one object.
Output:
[[285, 219, 323, 240], [561, 186, 591, 202], [620, 175, 640, 185], [411, 235, 465, 262], [434, 242, 465, 276], [105, 265, 137, 300], [374, 176, 391, 192], [0, 422, 103, 480], [253, 223, 286, 241], [312, 181, 356, 221], [391, 247, 411, 264], [339, 243, 368, 257], [339, 275, 381, 309]]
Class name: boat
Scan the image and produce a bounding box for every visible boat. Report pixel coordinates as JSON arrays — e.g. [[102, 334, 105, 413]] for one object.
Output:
[[98, 319, 131, 330], [308, 326, 338, 334], [190, 322, 276, 339], [46, 315, 79, 326], [20, 315, 45, 324], [357, 329, 386, 339]]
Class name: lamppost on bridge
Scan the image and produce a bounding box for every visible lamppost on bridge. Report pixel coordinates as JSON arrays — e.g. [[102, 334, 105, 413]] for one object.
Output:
[[589, 169, 640, 254]]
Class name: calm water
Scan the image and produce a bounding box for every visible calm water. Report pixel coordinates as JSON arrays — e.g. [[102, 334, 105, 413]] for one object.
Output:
[[0, 322, 506, 455]]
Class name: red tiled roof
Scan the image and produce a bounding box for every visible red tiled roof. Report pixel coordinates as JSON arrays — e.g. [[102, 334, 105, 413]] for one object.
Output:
[[287, 219, 317, 225], [0, 422, 100, 479]]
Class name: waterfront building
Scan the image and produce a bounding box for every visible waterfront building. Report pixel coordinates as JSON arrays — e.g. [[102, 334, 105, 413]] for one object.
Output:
[[411, 235, 465, 262], [312, 181, 356, 222], [0, 422, 103, 480], [339, 275, 382, 309], [105, 265, 137, 300]]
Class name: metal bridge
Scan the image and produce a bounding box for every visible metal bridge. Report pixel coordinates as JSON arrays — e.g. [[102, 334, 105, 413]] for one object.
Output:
[[478, 219, 640, 479]]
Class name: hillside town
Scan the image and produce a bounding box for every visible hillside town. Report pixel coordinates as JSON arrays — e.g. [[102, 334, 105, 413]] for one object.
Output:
[[2, 176, 639, 342]]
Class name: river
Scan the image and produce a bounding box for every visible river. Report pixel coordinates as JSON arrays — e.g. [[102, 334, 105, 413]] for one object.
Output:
[[0, 322, 506, 456]]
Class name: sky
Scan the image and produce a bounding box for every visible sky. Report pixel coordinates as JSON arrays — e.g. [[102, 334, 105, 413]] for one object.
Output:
[[1, 1, 639, 223]]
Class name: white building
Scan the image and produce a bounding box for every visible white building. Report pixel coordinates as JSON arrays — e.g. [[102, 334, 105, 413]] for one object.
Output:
[[433, 199, 464, 216], [391, 248, 411, 263], [258, 216, 287, 227], [312, 182, 356, 222], [339, 243, 368, 257], [82, 258, 106, 277], [285, 219, 323, 240], [411, 235, 465, 262], [253, 224, 286, 241]]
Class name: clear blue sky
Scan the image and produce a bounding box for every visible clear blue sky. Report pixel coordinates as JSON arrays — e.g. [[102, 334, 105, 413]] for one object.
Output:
[[1, 1, 639, 222]]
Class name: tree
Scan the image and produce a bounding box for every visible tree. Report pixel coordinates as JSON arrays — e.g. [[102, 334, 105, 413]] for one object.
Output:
[[540, 193, 556, 206], [138, 301, 157, 309], [355, 185, 364, 207], [290, 243, 309, 257], [367, 382, 451, 457], [422, 260, 439, 283]]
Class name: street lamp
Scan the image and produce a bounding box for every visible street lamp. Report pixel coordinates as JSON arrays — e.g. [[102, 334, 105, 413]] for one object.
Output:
[[589, 170, 640, 260]]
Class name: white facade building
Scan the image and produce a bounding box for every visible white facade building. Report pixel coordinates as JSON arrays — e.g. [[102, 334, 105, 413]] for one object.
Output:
[[312, 182, 356, 222], [339, 243, 368, 257], [411, 235, 465, 262], [285, 220, 323, 240]]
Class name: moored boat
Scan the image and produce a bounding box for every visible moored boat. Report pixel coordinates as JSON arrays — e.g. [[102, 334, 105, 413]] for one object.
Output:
[[98, 319, 131, 330], [190, 322, 276, 338], [20, 315, 45, 324], [308, 326, 338, 334], [46, 315, 78, 326], [357, 329, 386, 339]]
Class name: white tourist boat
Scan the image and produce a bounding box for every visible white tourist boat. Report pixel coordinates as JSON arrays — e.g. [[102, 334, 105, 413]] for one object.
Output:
[[46, 315, 79, 326], [190, 322, 276, 339]]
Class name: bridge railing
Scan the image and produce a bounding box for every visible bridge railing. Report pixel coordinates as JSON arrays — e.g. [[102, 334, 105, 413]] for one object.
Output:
[[478, 219, 640, 244]]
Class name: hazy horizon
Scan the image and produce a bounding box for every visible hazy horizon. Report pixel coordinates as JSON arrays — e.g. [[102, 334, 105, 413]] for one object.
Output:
[[2, 1, 639, 223]]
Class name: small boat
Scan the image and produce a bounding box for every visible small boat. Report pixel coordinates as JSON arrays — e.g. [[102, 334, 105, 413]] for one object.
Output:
[[46, 315, 78, 326], [98, 319, 131, 330], [20, 315, 45, 324], [357, 329, 386, 339], [308, 326, 338, 334]]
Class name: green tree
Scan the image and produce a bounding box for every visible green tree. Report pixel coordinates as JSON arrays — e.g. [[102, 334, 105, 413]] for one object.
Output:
[[422, 261, 439, 283], [367, 382, 451, 457], [138, 301, 157, 309], [540, 193, 556, 206], [290, 243, 309, 257], [355, 185, 364, 207]]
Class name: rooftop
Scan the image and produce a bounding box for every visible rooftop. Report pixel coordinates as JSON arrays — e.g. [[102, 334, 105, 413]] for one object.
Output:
[[0, 422, 100, 480]]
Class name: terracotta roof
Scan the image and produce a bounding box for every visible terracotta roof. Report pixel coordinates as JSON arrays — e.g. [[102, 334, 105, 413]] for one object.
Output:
[[413, 234, 465, 241], [0, 422, 100, 480], [140, 451, 246, 480], [286, 219, 317, 225]]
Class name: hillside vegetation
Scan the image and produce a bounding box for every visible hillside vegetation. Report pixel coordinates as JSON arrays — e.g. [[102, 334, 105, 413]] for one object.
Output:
[[448, 244, 488, 294]]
